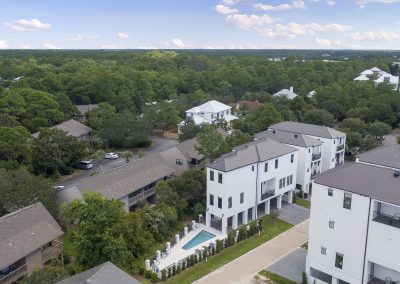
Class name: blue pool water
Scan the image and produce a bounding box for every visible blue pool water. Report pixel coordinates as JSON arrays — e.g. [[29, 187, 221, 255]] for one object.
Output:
[[182, 230, 216, 250]]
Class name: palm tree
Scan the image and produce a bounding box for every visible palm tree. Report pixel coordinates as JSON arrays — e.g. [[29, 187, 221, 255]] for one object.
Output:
[[94, 150, 105, 173], [122, 151, 133, 163]]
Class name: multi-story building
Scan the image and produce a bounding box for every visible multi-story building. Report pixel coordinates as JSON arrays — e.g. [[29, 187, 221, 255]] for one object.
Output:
[[306, 145, 400, 284], [256, 129, 323, 193], [269, 121, 346, 172], [0, 203, 63, 284], [205, 138, 298, 234], [178, 100, 237, 130]]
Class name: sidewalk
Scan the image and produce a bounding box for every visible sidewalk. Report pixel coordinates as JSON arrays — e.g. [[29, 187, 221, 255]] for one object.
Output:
[[194, 219, 309, 284]]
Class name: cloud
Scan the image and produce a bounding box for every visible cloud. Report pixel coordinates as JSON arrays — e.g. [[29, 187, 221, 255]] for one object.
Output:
[[349, 31, 400, 41], [254, 1, 305, 11], [43, 43, 59, 49], [101, 44, 118, 49], [226, 14, 277, 30], [355, 0, 400, 7], [222, 0, 241, 5], [168, 38, 194, 48], [0, 40, 9, 49], [215, 4, 239, 14], [72, 34, 99, 41], [326, 0, 335, 5], [258, 22, 352, 38], [117, 32, 130, 39], [316, 38, 332, 46], [6, 18, 50, 31], [20, 44, 30, 49]]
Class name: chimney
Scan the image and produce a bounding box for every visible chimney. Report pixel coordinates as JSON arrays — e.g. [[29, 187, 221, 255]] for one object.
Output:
[[290, 86, 293, 93]]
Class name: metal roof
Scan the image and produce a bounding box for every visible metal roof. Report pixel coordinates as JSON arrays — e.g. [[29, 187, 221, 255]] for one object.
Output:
[[270, 121, 345, 139], [256, 129, 322, 148]]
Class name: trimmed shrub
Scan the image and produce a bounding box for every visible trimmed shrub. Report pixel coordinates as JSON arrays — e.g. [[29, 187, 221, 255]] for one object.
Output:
[[172, 264, 176, 276], [227, 232, 235, 246], [216, 240, 223, 253], [161, 269, 167, 281], [150, 272, 159, 283]]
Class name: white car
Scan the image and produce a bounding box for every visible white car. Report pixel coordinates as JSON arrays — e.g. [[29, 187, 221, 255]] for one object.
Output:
[[105, 152, 119, 159], [53, 185, 65, 190]]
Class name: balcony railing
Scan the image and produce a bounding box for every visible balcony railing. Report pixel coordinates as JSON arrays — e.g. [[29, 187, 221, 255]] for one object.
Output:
[[261, 189, 275, 201], [42, 240, 62, 263], [312, 153, 321, 161], [0, 264, 27, 284], [336, 144, 345, 151], [128, 187, 156, 205], [373, 212, 400, 229]]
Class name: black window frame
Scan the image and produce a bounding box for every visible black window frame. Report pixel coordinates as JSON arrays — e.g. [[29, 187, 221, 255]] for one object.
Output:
[[218, 173, 223, 184], [210, 170, 214, 181], [176, 159, 183, 165], [228, 197, 232, 208], [209, 194, 214, 206], [291, 154, 294, 163], [328, 188, 333, 196], [240, 192, 244, 204], [335, 253, 343, 269], [275, 159, 278, 169], [343, 192, 352, 210], [218, 197, 222, 209], [264, 162, 268, 172]]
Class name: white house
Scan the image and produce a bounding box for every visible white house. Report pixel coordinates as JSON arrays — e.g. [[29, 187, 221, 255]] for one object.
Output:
[[307, 90, 317, 98], [205, 138, 298, 234], [354, 67, 400, 91], [269, 121, 346, 172], [179, 100, 237, 129], [354, 74, 370, 82], [306, 145, 400, 284], [273, 86, 298, 100], [374, 73, 399, 91], [256, 129, 323, 194]]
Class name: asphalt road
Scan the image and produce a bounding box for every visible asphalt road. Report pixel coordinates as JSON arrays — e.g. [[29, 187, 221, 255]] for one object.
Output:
[[383, 133, 398, 146], [55, 137, 178, 187]]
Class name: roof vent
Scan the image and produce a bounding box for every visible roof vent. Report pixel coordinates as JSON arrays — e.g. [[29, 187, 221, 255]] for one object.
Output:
[[394, 171, 400, 178], [272, 130, 276, 134], [294, 134, 298, 138]]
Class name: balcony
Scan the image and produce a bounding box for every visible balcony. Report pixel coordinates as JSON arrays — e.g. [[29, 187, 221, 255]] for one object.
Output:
[[261, 189, 275, 201], [312, 153, 321, 161], [0, 264, 27, 284], [128, 187, 156, 205], [336, 144, 345, 151], [373, 213, 400, 229], [42, 240, 62, 263]]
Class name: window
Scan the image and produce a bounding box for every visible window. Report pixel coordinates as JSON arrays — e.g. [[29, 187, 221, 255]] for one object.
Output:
[[308, 149, 311, 153], [218, 197, 222, 209], [335, 253, 343, 269], [279, 179, 283, 189], [275, 159, 279, 169], [287, 176, 290, 185], [240, 192, 244, 204], [176, 159, 183, 165], [283, 178, 286, 187], [328, 188, 333, 196], [343, 193, 352, 210], [211, 114, 214, 119], [252, 165, 255, 172], [218, 173, 223, 184], [228, 197, 232, 208], [264, 162, 268, 172], [209, 194, 214, 206], [321, 247, 327, 255], [291, 154, 294, 163], [329, 220, 335, 229], [290, 175, 293, 184], [210, 170, 214, 181]]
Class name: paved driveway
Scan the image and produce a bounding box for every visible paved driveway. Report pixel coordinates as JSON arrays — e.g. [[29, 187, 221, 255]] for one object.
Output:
[[273, 203, 310, 225], [266, 247, 308, 283]]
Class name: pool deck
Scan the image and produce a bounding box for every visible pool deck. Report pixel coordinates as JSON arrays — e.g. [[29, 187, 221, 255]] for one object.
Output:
[[156, 224, 225, 270]]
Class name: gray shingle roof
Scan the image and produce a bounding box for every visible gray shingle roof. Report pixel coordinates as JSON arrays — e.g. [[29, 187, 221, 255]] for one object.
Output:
[[314, 162, 400, 206], [76, 104, 98, 116], [32, 119, 92, 138], [0, 202, 63, 269], [56, 261, 141, 284], [357, 144, 400, 170], [174, 138, 204, 161], [73, 153, 175, 200], [207, 138, 298, 172], [269, 121, 345, 139], [256, 129, 322, 148]]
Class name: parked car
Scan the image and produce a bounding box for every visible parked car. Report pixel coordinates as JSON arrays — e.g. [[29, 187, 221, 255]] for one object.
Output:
[[53, 185, 65, 190], [75, 160, 93, 170], [105, 152, 119, 159]]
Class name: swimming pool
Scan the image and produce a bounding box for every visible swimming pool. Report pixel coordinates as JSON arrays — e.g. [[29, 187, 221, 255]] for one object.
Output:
[[182, 230, 216, 250]]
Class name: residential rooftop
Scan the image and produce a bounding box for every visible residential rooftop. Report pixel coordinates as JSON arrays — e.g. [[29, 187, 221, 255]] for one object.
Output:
[[314, 162, 400, 206], [0, 202, 63, 269], [357, 144, 400, 170], [32, 119, 92, 138], [256, 129, 322, 148], [76, 104, 98, 116], [56, 261, 140, 284], [273, 87, 298, 100], [269, 121, 345, 139], [207, 137, 297, 172], [186, 100, 231, 114]]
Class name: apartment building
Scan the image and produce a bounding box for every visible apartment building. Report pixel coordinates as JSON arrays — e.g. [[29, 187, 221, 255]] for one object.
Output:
[[0, 203, 63, 284], [269, 121, 346, 172], [256, 129, 323, 193], [205, 138, 298, 234], [306, 145, 400, 284]]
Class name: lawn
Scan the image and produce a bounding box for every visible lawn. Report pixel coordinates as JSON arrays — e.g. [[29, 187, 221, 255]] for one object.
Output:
[[165, 215, 293, 284], [62, 230, 77, 257], [294, 198, 311, 209], [258, 270, 297, 284]]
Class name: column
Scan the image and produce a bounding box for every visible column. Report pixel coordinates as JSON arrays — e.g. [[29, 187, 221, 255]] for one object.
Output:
[[288, 190, 293, 204], [277, 195, 282, 209], [222, 217, 228, 234], [243, 209, 248, 224], [265, 200, 270, 215], [206, 212, 211, 228], [232, 214, 238, 230]]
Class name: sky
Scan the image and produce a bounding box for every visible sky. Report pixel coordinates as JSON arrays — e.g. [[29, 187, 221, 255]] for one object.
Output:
[[1, 0, 400, 50]]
